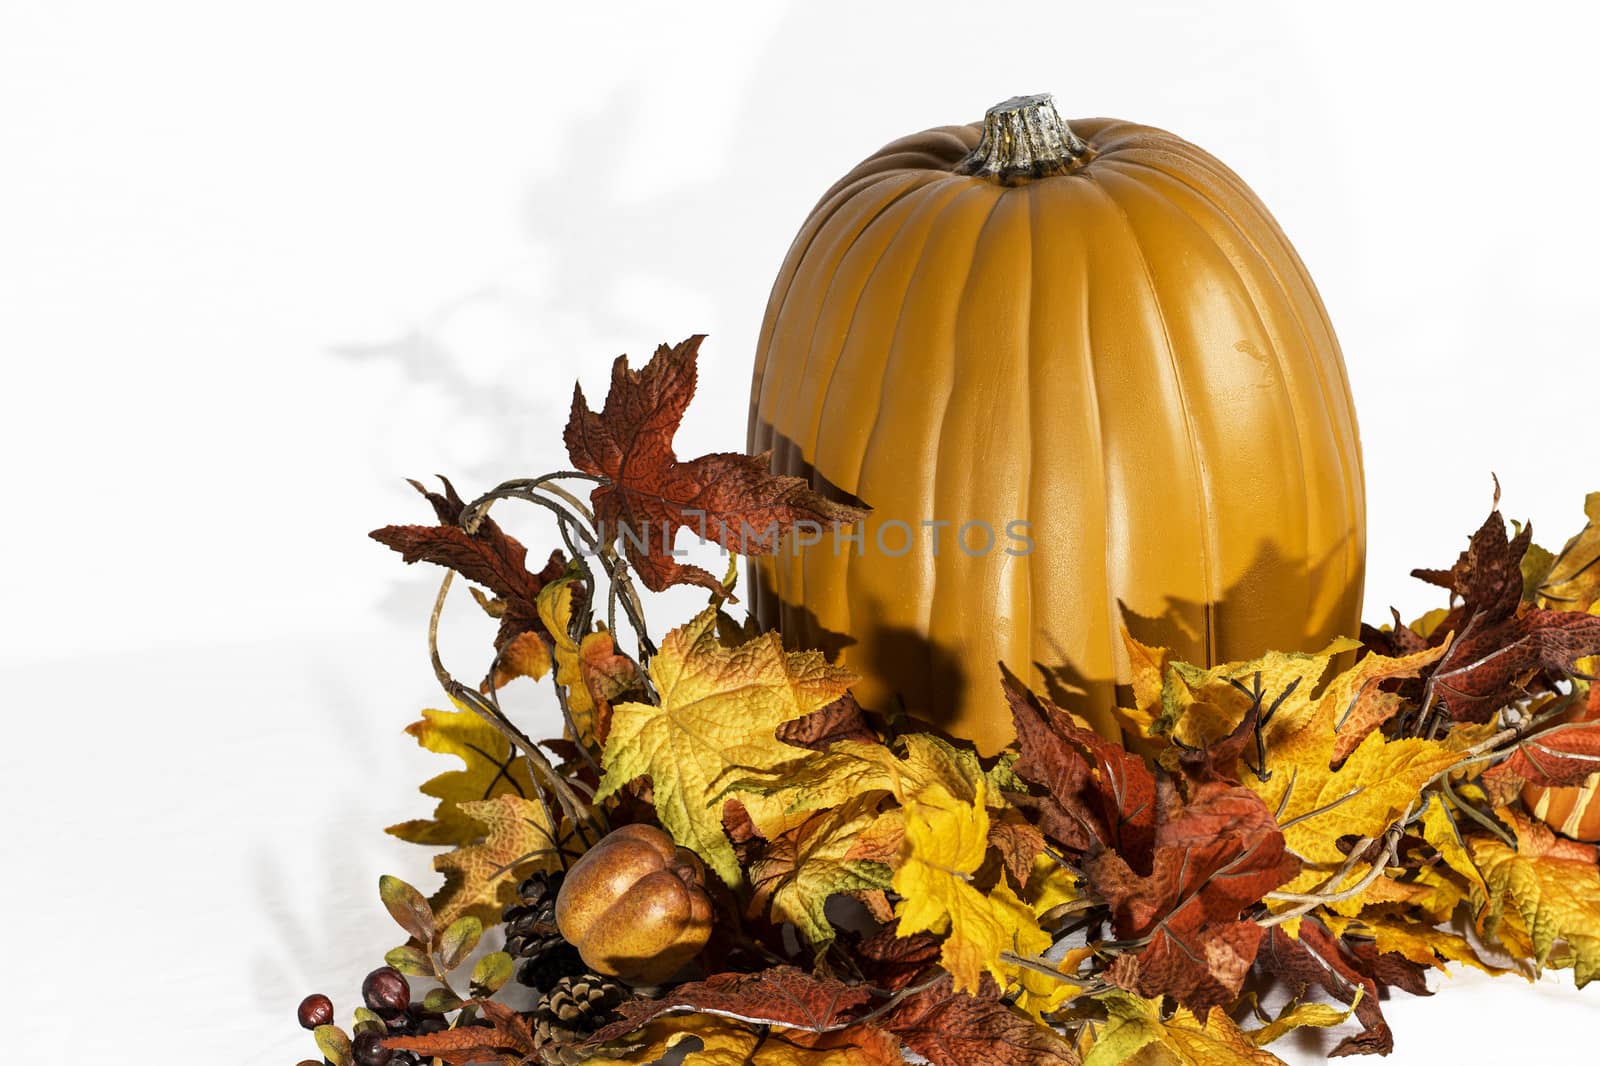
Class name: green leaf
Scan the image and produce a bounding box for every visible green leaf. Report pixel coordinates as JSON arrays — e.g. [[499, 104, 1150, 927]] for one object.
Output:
[[470, 951, 515, 996], [439, 915, 483, 970], [379, 874, 436, 946], [385, 944, 433, 977], [422, 987, 463, 1013], [313, 1024, 352, 1066], [351, 1006, 386, 1037]]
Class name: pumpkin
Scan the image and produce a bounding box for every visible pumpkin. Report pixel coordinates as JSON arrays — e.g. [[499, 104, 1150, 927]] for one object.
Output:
[[747, 94, 1365, 754], [555, 824, 714, 983]]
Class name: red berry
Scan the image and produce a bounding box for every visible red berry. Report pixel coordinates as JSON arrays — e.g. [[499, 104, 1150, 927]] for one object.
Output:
[[296, 993, 334, 1030], [362, 966, 410, 1014]]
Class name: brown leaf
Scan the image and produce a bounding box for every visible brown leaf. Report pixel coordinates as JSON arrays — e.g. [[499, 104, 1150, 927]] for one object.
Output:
[[853, 920, 944, 992], [577, 629, 644, 745], [584, 966, 872, 1046], [1002, 672, 1156, 870], [1084, 710, 1298, 1014], [1431, 609, 1600, 722], [564, 336, 866, 597], [371, 476, 567, 653], [1256, 920, 1396, 1057], [878, 974, 1080, 1066], [382, 1000, 537, 1065], [988, 808, 1046, 889], [777, 693, 877, 751]]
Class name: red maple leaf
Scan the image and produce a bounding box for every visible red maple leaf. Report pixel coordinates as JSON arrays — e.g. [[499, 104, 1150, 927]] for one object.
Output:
[[1485, 717, 1600, 790], [1409, 501, 1600, 721], [564, 335, 866, 597], [370, 477, 566, 654], [1085, 704, 1298, 1014], [1002, 672, 1156, 871]]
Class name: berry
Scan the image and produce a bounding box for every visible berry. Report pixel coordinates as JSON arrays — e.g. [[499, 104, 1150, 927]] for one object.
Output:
[[362, 966, 411, 1014], [353, 1029, 393, 1066], [297, 993, 334, 1030]]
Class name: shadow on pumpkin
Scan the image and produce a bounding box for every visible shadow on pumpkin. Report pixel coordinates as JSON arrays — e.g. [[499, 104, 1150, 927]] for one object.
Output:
[[754, 518, 1363, 748]]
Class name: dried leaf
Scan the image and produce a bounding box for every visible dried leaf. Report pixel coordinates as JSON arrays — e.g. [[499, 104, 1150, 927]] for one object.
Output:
[[585, 966, 872, 1046], [565, 336, 865, 597], [1470, 808, 1600, 985], [880, 974, 1080, 1066], [371, 476, 566, 651], [1083, 991, 1286, 1066], [748, 796, 894, 948], [1530, 492, 1600, 612], [587, 1012, 900, 1065], [383, 999, 537, 1064]]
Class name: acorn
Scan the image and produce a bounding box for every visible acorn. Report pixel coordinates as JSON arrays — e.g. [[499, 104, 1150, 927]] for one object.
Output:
[[554, 824, 713, 984]]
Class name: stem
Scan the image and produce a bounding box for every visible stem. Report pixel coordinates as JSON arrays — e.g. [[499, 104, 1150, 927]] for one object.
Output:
[[956, 94, 1089, 184]]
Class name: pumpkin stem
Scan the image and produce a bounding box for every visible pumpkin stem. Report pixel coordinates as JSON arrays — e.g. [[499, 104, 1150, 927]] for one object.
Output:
[[956, 94, 1088, 184]]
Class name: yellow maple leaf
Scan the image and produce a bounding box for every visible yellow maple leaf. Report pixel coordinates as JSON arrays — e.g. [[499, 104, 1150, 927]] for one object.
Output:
[[1417, 792, 1488, 898], [1083, 991, 1290, 1065], [1242, 675, 1459, 865], [892, 780, 1050, 994], [596, 606, 856, 885], [536, 579, 595, 740], [1156, 637, 1360, 747], [432, 793, 560, 927], [386, 697, 538, 848], [748, 794, 893, 948], [1321, 643, 1449, 763], [584, 1013, 900, 1065], [1528, 492, 1600, 612], [1470, 808, 1600, 985]]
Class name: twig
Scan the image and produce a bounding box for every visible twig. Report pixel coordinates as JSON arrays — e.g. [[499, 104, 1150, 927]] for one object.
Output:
[[1278, 786, 1364, 830]]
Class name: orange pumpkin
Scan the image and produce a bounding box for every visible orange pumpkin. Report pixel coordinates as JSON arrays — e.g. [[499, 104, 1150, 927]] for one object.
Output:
[[748, 94, 1365, 753]]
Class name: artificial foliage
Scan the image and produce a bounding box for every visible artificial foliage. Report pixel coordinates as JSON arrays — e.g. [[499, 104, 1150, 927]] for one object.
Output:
[[297, 336, 1600, 1066]]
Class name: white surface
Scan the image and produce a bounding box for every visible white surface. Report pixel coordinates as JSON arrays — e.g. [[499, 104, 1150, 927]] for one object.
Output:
[[3, 1, 1599, 1062]]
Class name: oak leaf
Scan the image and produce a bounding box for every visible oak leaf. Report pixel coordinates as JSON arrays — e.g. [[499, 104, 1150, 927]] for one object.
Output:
[[382, 999, 537, 1065], [564, 336, 866, 597], [595, 605, 857, 885], [386, 698, 538, 848], [1470, 808, 1600, 986], [370, 476, 566, 655]]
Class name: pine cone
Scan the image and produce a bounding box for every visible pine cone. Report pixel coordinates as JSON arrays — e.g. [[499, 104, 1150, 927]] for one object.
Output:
[[533, 973, 627, 1058], [516, 938, 587, 995], [503, 872, 588, 994]]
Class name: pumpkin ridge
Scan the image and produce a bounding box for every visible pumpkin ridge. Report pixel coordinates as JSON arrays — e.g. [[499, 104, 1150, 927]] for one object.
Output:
[[801, 180, 963, 655], [1098, 157, 1318, 646], [922, 184, 1015, 730], [1087, 171, 1220, 667]]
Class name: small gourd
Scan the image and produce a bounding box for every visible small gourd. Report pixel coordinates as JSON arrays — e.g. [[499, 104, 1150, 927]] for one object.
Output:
[[554, 824, 713, 983]]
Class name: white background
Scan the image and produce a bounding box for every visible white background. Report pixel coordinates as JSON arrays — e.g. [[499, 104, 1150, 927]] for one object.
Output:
[[3, 1, 1598, 1062]]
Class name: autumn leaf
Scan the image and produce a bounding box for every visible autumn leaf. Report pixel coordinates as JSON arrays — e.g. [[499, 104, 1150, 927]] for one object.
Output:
[[585, 966, 873, 1047], [879, 973, 1080, 1066], [775, 692, 877, 751], [1154, 638, 1361, 747], [564, 335, 866, 597], [1254, 920, 1397, 1057], [586, 1012, 901, 1066], [371, 475, 566, 654], [892, 780, 1050, 994], [1525, 491, 1600, 612], [431, 793, 561, 927], [1410, 502, 1600, 721], [596, 605, 857, 885], [1083, 991, 1288, 1066], [386, 698, 538, 848], [382, 999, 537, 1065], [1470, 808, 1600, 986], [1323, 643, 1450, 764], [748, 795, 894, 947], [1086, 706, 1298, 1014], [537, 578, 643, 746], [1483, 716, 1600, 790], [1003, 672, 1156, 869]]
